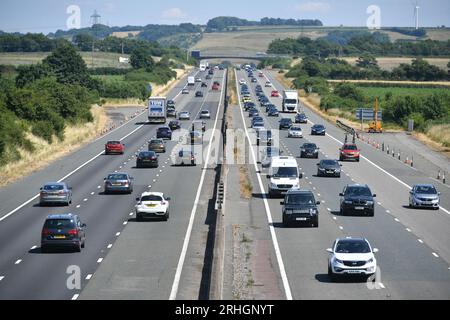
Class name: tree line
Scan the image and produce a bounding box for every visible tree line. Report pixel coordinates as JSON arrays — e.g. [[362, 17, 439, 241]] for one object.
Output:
[[205, 16, 322, 31]]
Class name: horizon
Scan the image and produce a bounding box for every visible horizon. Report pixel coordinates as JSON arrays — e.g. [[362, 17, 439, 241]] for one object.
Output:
[[0, 0, 449, 34]]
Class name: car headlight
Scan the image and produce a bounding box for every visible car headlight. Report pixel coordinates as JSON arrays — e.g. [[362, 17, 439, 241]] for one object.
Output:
[[334, 258, 343, 265], [309, 208, 318, 215], [318, 168, 325, 171], [284, 209, 293, 215], [366, 201, 374, 205], [367, 258, 374, 264], [344, 200, 352, 204], [270, 183, 278, 188]]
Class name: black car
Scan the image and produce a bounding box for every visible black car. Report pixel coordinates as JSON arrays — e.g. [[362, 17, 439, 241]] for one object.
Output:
[[201, 82, 208, 88], [167, 100, 175, 108], [311, 124, 326, 136], [156, 127, 172, 140], [41, 214, 86, 253], [265, 103, 276, 113], [251, 78, 257, 83], [279, 118, 293, 130], [249, 109, 259, 118], [268, 108, 279, 117], [295, 113, 308, 124], [167, 106, 177, 118], [168, 120, 181, 131], [244, 102, 256, 111], [195, 91, 204, 98], [339, 184, 376, 216], [317, 159, 342, 177], [136, 151, 159, 168], [281, 190, 320, 227], [300, 143, 319, 158], [251, 116, 264, 125]]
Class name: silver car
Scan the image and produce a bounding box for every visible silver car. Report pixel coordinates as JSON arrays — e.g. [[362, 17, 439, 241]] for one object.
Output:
[[39, 182, 72, 206], [409, 184, 440, 210], [179, 111, 190, 120], [104, 173, 134, 194], [200, 110, 211, 119]]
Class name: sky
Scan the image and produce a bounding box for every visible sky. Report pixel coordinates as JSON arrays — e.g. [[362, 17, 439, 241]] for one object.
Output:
[[0, 0, 449, 33]]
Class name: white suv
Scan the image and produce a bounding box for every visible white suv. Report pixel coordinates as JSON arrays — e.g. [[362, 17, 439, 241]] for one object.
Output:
[[135, 192, 170, 221], [327, 237, 378, 280]]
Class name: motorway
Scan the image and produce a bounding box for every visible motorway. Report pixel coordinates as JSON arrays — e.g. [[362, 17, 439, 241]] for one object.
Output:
[[0, 68, 226, 299], [234, 68, 450, 299]]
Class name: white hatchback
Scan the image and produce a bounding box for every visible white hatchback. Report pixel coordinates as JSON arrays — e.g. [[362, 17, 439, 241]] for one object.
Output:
[[288, 126, 303, 138], [135, 192, 170, 221]]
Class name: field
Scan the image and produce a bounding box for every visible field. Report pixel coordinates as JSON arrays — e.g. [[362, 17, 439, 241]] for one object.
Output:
[[342, 57, 450, 71], [358, 86, 450, 98], [0, 52, 131, 69]]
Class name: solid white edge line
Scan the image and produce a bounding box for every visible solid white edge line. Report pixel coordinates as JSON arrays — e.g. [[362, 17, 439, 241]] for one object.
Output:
[[97, 258, 103, 263], [234, 69, 293, 300], [0, 276, 4, 281], [85, 274, 93, 280], [169, 70, 226, 300], [71, 294, 79, 300]]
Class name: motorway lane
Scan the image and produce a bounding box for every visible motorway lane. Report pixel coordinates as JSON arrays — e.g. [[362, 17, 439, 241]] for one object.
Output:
[[0, 69, 225, 299], [235, 69, 450, 299]]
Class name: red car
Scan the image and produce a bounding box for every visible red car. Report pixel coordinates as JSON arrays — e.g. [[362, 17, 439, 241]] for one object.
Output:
[[212, 84, 220, 91], [105, 141, 124, 155], [258, 72, 264, 78], [271, 90, 280, 97], [339, 143, 360, 162]]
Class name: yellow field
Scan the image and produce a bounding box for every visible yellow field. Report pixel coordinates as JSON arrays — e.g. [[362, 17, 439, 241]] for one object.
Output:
[[342, 57, 450, 71], [111, 31, 141, 38]]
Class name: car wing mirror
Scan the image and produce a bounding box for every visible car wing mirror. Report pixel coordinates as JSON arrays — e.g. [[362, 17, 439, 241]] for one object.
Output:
[[339, 193, 344, 197], [81, 223, 87, 228], [326, 248, 333, 253], [166, 197, 171, 201], [438, 192, 441, 195], [373, 248, 379, 253], [316, 201, 321, 205], [266, 175, 271, 179], [280, 201, 284, 205], [136, 197, 140, 201], [299, 173, 303, 179], [373, 194, 377, 197], [40, 187, 43, 190]]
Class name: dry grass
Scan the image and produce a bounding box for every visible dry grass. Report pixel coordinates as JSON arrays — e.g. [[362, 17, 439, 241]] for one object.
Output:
[[342, 57, 450, 72], [228, 69, 238, 105], [328, 79, 450, 87], [111, 31, 141, 38], [239, 165, 253, 199], [0, 106, 108, 187]]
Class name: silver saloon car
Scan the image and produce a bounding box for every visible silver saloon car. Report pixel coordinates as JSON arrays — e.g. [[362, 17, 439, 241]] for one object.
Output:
[[409, 184, 440, 210], [39, 182, 72, 206], [104, 173, 134, 194]]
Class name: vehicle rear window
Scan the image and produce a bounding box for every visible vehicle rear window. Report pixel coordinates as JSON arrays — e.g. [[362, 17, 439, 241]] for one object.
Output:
[[43, 185, 64, 191], [44, 219, 75, 229], [108, 174, 128, 180], [141, 195, 163, 202], [336, 240, 371, 253], [345, 187, 372, 197], [139, 152, 155, 157], [108, 141, 121, 145], [286, 193, 315, 205], [150, 140, 162, 144]]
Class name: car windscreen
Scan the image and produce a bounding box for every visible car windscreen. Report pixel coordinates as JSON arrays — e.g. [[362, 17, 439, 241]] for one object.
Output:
[[150, 140, 162, 144], [141, 195, 163, 202], [335, 240, 371, 253], [344, 145, 358, 150], [285, 99, 297, 104], [290, 127, 301, 131], [304, 144, 317, 149], [314, 125, 324, 129], [322, 160, 338, 166], [108, 174, 128, 180], [345, 187, 372, 197], [273, 167, 298, 178], [281, 119, 292, 124], [43, 185, 64, 191], [286, 193, 315, 205], [416, 186, 437, 194], [44, 219, 75, 229]]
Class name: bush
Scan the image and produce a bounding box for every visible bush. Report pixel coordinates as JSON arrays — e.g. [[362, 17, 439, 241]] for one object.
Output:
[[98, 79, 149, 100], [32, 121, 55, 143]]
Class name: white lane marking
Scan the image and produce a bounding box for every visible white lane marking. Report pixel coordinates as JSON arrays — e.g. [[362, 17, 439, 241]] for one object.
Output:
[[162, 166, 165, 168], [432, 252, 439, 258], [313, 187, 316, 190], [321, 200, 325, 203], [318, 193, 321, 196], [418, 239, 424, 244], [305, 177, 309, 180], [85, 274, 93, 280], [339, 226, 344, 230], [379, 283, 386, 289], [377, 202, 382, 205], [129, 212, 134, 216], [123, 221, 128, 225], [333, 217, 337, 220], [71, 294, 79, 300], [148, 185, 152, 188], [115, 232, 120, 236], [386, 210, 391, 214], [107, 244, 113, 249], [97, 186, 101, 189], [230, 69, 293, 300], [394, 218, 400, 222], [15, 259, 22, 265], [97, 258, 103, 263], [90, 192, 95, 195], [327, 208, 331, 211], [153, 179, 156, 182], [83, 199, 88, 202], [0, 276, 4, 281], [76, 205, 81, 209], [156, 174, 160, 177], [406, 228, 412, 232], [170, 71, 226, 301], [30, 245, 37, 250]]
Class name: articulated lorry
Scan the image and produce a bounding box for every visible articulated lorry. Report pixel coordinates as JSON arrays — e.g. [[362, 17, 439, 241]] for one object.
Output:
[[282, 90, 299, 113], [187, 76, 195, 86], [148, 97, 167, 124]]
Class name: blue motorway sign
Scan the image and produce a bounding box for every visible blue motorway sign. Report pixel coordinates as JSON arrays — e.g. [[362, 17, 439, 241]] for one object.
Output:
[[356, 108, 382, 121]]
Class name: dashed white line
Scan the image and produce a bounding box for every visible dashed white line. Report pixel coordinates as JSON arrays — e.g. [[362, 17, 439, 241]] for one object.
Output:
[[418, 239, 424, 244], [123, 221, 128, 225], [107, 244, 113, 249], [129, 212, 134, 216], [15, 259, 22, 265], [394, 218, 400, 222], [317, 193, 321, 196], [377, 202, 382, 205], [148, 185, 152, 188], [0, 276, 4, 281], [115, 232, 121, 236], [76, 205, 81, 209], [379, 283, 386, 289], [97, 186, 101, 189], [97, 258, 103, 263], [83, 198, 88, 202], [71, 294, 79, 300], [386, 210, 391, 214], [333, 217, 337, 220], [327, 208, 331, 211], [406, 228, 412, 232], [30, 245, 37, 250], [321, 200, 325, 203], [85, 274, 93, 280], [91, 192, 95, 195], [432, 252, 439, 258], [339, 226, 344, 230]]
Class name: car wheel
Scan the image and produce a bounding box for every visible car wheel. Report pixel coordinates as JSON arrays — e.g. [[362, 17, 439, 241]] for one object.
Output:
[[337, 174, 341, 178], [357, 158, 360, 162], [339, 156, 343, 161], [340, 207, 344, 216], [41, 246, 48, 253], [81, 240, 85, 249], [328, 265, 335, 281], [300, 152, 304, 158], [136, 214, 142, 222], [369, 210, 375, 217], [282, 215, 289, 227], [74, 243, 81, 253]]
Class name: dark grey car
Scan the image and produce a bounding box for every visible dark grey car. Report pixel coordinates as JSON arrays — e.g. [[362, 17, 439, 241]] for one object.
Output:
[[41, 214, 86, 253], [281, 190, 320, 227], [148, 139, 166, 153], [104, 173, 134, 194], [340, 184, 376, 216], [317, 159, 342, 177], [39, 182, 72, 206]]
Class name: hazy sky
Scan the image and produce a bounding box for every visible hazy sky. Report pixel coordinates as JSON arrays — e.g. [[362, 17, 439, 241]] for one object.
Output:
[[0, 0, 449, 33]]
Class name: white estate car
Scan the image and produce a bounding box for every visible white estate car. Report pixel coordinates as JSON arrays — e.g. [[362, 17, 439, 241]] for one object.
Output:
[[239, 79, 247, 85], [135, 192, 170, 221], [200, 110, 211, 119], [327, 237, 378, 280], [288, 126, 303, 138]]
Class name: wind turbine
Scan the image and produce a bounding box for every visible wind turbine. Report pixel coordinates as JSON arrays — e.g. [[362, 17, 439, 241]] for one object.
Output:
[[413, 0, 420, 30]]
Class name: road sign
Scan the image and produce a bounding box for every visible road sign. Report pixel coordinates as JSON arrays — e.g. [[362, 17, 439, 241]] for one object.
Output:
[[356, 108, 382, 121]]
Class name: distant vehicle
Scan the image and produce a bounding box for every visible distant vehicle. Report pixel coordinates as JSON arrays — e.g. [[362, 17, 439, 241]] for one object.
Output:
[[251, 78, 257, 83], [281, 189, 320, 227], [267, 108, 279, 117], [249, 109, 259, 118], [279, 118, 293, 130], [167, 106, 177, 118], [200, 63, 207, 72], [267, 156, 302, 197], [288, 126, 303, 138], [212, 83, 220, 91], [311, 124, 326, 136], [259, 72, 264, 78], [200, 110, 211, 119], [148, 97, 167, 124], [239, 79, 246, 85], [214, 81, 221, 86], [201, 82, 208, 88], [340, 143, 360, 162], [41, 214, 86, 253], [156, 126, 172, 140], [182, 88, 189, 94], [317, 159, 342, 177], [244, 102, 256, 111], [219, 65, 224, 70], [260, 147, 283, 168], [271, 90, 280, 97], [187, 76, 195, 86], [265, 103, 276, 112], [168, 120, 181, 131], [257, 129, 272, 146], [252, 122, 265, 131], [135, 192, 170, 221], [208, 69, 214, 75], [265, 81, 272, 87], [282, 90, 298, 113], [339, 184, 376, 216], [174, 149, 197, 166], [195, 91, 204, 98], [205, 74, 212, 80], [251, 116, 264, 126], [179, 111, 190, 120], [105, 141, 124, 155], [39, 182, 72, 207], [327, 238, 378, 280], [409, 184, 440, 210], [295, 113, 308, 124], [300, 143, 319, 158], [136, 151, 159, 168], [148, 139, 166, 153], [104, 172, 134, 194], [167, 100, 175, 108], [195, 77, 202, 83]]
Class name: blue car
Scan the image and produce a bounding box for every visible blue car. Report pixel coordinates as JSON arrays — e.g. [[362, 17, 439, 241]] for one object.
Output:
[[311, 124, 326, 136], [268, 108, 279, 117], [157, 127, 172, 140], [295, 113, 308, 124]]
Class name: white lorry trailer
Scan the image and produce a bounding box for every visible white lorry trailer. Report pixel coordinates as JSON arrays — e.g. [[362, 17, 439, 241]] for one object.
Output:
[[187, 76, 195, 86], [148, 97, 167, 124], [282, 90, 299, 113]]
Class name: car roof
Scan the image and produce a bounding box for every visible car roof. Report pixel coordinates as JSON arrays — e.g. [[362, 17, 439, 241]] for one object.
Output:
[[46, 213, 76, 220], [346, 184, 369, 188], [336, 237, 368, 243], [108, 172, 128, 176], [43, 182, 65, 186], [271, 156, 297, 166]]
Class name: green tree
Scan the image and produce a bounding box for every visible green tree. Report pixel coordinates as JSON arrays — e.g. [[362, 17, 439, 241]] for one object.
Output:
[[15, 64, 50, 88], [130, 47, 155, 70], [356, 55, 379, 69]]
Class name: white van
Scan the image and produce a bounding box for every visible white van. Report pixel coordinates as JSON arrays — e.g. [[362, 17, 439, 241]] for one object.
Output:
[[267, 156, 302, 197]]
